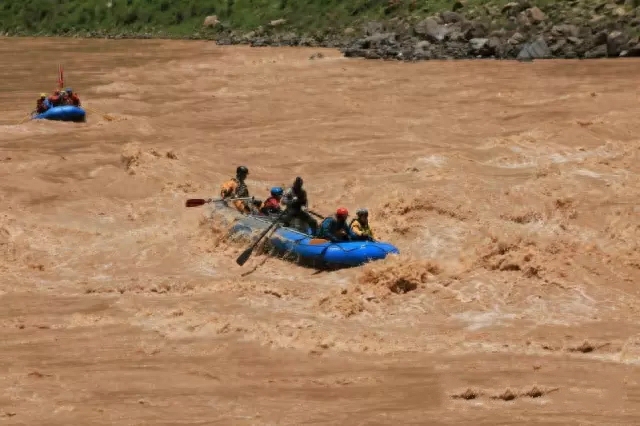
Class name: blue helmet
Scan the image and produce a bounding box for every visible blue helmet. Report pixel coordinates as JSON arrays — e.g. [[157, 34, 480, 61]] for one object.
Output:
[[65, 87, 72, 93], [270, 186, 283, 197]]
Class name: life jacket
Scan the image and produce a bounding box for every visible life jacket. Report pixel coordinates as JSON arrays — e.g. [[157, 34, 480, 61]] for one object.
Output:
[[319, 216, 349, 240], [221, 177, 248, 198], [36, 99, 48, 113], [260, 196, 281, 214], [68, 94, 81, 106], [349, 218, 373, 238], [234, 178, 249, 197], [48, 95, 60, 106], [218, 177, 250, 213]]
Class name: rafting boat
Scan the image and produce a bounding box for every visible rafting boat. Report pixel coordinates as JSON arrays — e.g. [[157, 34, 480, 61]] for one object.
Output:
[[210, 201, 399, 268], [33, 105, 86, 122]]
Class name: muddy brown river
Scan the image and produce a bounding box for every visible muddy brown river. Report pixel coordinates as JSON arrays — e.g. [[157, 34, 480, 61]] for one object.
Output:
[[1, 37, 639, 424]]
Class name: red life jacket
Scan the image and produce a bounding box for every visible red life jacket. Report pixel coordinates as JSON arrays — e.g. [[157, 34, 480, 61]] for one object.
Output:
[[260, 196, 281, 214]]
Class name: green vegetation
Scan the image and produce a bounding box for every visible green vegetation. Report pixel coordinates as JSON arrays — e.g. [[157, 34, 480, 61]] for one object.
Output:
[[0, 0, 518, 38]]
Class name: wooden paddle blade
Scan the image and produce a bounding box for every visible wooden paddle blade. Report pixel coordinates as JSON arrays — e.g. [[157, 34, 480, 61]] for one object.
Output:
[[236, 247, 254, 266], [185, 198, 207, 207]]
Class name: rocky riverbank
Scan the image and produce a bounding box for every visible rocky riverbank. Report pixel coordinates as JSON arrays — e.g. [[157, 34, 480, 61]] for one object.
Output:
[[214, 0, 640, 60], [3, 0, 640, 60]]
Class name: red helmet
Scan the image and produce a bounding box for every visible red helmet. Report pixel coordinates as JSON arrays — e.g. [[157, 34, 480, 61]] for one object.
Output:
[[336, 207, 348, 218]]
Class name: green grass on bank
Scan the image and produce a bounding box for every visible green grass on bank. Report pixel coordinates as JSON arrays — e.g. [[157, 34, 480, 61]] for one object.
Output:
[[0, 0, 529, 37]]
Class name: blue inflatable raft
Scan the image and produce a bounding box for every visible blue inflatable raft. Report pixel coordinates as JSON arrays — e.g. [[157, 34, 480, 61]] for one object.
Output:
[[33, 105, 86, 122], [212, 201, 399, 268]]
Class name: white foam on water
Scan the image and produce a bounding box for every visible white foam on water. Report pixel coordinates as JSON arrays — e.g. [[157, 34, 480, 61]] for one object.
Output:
[[417, 155, 447, 167], [452, 309, 517, 331], [574, 169, 602, 178]]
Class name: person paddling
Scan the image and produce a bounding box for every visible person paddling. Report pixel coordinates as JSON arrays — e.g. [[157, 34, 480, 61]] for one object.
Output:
[[260, 187, 284, 215], [34, 93, 49, 114], [220, 166, 252, 213], [317, 208, 357, 242], [349, 208, 376, 241], [64, 88, 81, 106], [281, 176, 318, 234]]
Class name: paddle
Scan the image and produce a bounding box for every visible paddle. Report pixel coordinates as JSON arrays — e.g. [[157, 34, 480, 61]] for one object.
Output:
[[236, 211, 287, 266], [185, 196, 253, 208], [85, 105, 115, 121], [18, 113, 33, 124], [307, 209, 325, 220], [58, 64, 64, 91]]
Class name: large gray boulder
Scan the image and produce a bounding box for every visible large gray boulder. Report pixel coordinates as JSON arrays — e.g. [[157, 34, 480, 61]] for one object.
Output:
[[517, 38, 552, 60]]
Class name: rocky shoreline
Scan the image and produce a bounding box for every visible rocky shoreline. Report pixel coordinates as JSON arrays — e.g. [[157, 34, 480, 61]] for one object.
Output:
[[4, 0, 640, 61], [215, 0, 640, 60]]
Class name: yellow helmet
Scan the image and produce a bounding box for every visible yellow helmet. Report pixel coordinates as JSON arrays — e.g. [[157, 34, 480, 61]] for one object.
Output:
[[39, 93, 46, 98]]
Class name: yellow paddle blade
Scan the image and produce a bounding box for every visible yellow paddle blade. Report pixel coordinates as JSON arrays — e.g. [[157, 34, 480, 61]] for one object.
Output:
[[86, 105, 115, 121]]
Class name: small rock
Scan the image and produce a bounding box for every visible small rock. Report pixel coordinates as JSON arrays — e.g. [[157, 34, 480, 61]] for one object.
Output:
[[413, 48, 434, 60], [502, 2, 520, 15], [490, 28, 507, 38], [414, 40, 431, 50], [551, 24, 579, 38], [452, 0, 466, 12], [469, 38, 491, 55], [431, 14, 445, 25], [363, 21, 384, 36], [613, 6, 627, 17], [344, 27, 355, 35], [526, 6, 547, 24], [625, 42, 640, 56], [585, 44, 607, 58], [593, 30, 608, 46], [414, 18, 450, 42], [607, 30, 629, 56], [364, 50, 381, 60], [508, 32, 526, 45], [203, 15, 219, 28], [270, 19, 286, 27], [501, 1, 530, 16], [567, 36, 583, 45], [342, 48, 365, 58], [440, 11, 464, 24], [462, 21, 488, 39], [551, 39, 567, 54], [362, 32, 397, 49], [448, 30, 467, 42]]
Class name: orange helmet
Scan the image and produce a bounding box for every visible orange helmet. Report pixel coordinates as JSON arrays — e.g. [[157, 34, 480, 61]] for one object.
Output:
[[336, 207, 348, 219]]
